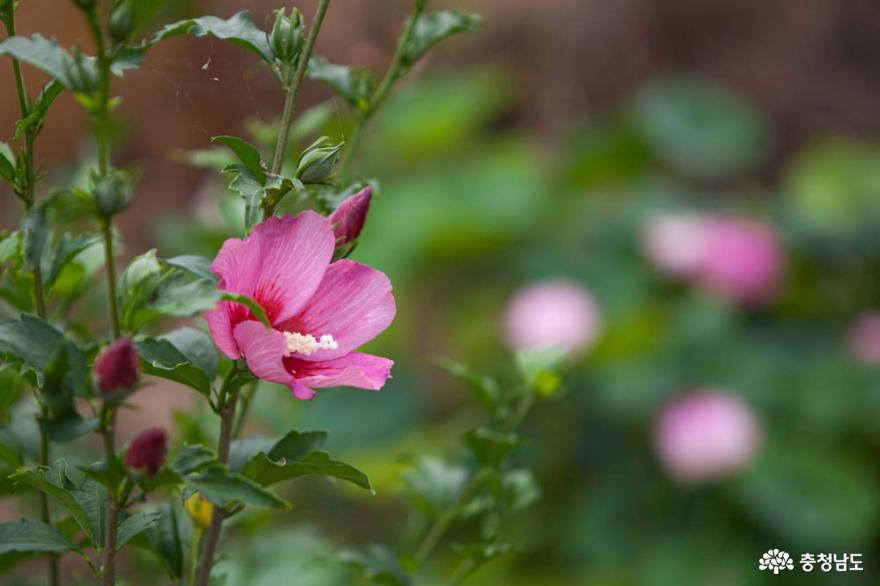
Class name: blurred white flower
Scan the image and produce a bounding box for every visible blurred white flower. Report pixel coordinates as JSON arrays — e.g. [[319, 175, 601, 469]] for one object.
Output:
[[503, 280, 602, 357], [642, 213, 712, 278], [653, 390, 761, 484]]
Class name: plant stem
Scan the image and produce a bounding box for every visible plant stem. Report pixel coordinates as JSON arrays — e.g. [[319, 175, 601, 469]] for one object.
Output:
[[338, 0, 424, 177], [197, 367, 241, 586], [87, 11, 124, 585], [449, 557, 476, 585], [4, 9, 59, 586], [231, 381, 257, 439], [269, 0, 332, 177]]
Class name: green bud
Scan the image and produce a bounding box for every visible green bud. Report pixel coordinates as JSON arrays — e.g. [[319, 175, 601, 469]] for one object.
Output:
[[296, 137, 343, 184], [64, 49, 99, 95], [109, 1, 135, 42], [94, 172, 132, 218], [270, 8, 304, 64]]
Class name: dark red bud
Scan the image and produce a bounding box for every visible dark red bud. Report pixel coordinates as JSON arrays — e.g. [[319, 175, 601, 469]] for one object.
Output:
[[329, 186, 372, 248], [96, 337, 139, 394], [125, 427, 167, 476]]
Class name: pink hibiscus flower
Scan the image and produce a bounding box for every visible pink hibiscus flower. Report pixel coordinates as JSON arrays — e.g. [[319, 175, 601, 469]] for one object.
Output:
[[206, 211, 396, 400]]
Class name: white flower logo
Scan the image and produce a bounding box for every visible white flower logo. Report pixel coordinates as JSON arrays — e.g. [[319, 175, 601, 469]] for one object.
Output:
[[759, 549, 794, 574]]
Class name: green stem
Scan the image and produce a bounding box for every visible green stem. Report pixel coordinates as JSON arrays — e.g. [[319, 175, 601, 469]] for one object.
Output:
[[3, 9, 59, 586], [448, 557, 476, 585], [197, 369, 241, 586], [412, 471, 487, 568], [269, 0, 332, 177], [232, 381, 258, 439], [102, 221, 121, 339], [100, 405, 118, 586], [338, 0, 424, 177]]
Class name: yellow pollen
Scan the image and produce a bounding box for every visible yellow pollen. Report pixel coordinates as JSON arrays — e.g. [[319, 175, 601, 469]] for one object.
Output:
[[283, 331, 338, 356]]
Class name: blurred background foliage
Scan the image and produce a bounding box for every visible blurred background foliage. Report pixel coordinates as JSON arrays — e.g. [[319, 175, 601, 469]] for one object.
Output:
[[2, 0, 880, 584]]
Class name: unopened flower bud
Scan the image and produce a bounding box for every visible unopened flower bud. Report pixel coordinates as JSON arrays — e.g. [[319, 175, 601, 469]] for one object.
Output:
[[95, 337, 139, 394], [125, 427, 167, 476], [296, 137, 342, 184], [94, 172, 132, 218], [109, 1, 135, 42], [270, 7, 304, 64], [186, 494, 214, 529], [329, 186, 372, 250]]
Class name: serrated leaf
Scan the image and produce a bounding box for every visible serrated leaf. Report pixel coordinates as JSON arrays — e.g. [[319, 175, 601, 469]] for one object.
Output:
[[229, 430, 327, 473], [170, 444, 215, 475], [403, 11, 483, 66], [15, 80, 63, 140], [164, 255, 216, 281], [154, 12, 274, 64], [242, 450, 371, 491], [116, 511, 161, 550], [0, 35, 79, 88], [145, 502, 183, 578], [0, 518, 79, 554], [308, 56, 375, 111], [187, 464, 289, 509], [0, 314, 89, 396], [213, 135, 266, 184], [43, 232, 101, 290], [10, 467, 99, 546], [137, 330, 216, 397]]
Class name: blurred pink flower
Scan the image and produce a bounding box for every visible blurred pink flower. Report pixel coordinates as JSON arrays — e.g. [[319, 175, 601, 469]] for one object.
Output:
[[206, 212, 396, 400], [95, 337, 139, 395], [644, 212, 785, 306], [125, 427, 167, 476], [847, 312, 880, 364], [329, 185, 372, 249], [653, 390, 761, 484], [503, 280, 602, 356]]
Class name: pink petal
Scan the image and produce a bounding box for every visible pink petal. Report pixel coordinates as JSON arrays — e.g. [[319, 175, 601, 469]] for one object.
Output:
[[291, 381, 317, 400], [232, 320, 295, 387], [211, 212, 335, 325], [286, 352, 393, 390], [279, 260, 395, 361], [206, 302, 247, 359]]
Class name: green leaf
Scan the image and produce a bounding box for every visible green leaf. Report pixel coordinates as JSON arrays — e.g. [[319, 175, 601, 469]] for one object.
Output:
[[212, 135, 266, 184], [170, 445, 215, 475], [0, 518, 79, 554], [0, 143, 14, 186], [403, 11, 484, 66], [339, 545, 411, 586], [15, 80, 64, 140], [137, 328, 217, 397], [22, 206, 49, 270], [43, 232, 102, 291], [242, 450, 371, 491], [0, 35, 79, 88], [118, 249, 162, 331], [41, 410, 99, 443], [229, 430, 327, 473], [434, 358, 499, 411], [405, 458, 467, 512], [463, 428, 522, 469], [0, 314, 89, 396], [154, 12, 274, 64], [186, 464, 289, 509], [307, 56, 375, 112], [144, 503, 183, 578], [116, 511, 161, 550], [164, 255, 215, 281], [10, 467, 100, 546]]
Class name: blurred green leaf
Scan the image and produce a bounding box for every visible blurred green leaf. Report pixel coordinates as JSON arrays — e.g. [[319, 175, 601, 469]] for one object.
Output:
[[402, 11, 483, 67], [435, 358, 499, 411], [308, 56, 375, 112], [463, 428, 522, 469], [0, 143, 14, 187], [0, 519, 79, 554], [229, 430, 327, 473], [243, 450, 372, 491], [144, 502, 184, 578], [213, 135, 266, 184], [632, 77, 767, 178], [15, 80, 63, 140], [43, 232, 101, 291], [116, 511, 161, 550], [138, 332, 216, 397], [170, 444, 215, 476], [405, 457, 467, 513], [0, 35, 80, 89], [339, 544, 411, 586], [187, 464, 289, 509]]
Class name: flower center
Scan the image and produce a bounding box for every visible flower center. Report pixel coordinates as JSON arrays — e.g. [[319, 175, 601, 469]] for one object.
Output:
[[283, 331, 338, 356]]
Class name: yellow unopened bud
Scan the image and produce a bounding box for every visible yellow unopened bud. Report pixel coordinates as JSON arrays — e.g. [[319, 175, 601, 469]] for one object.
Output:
[[186, 494, 213, 529]]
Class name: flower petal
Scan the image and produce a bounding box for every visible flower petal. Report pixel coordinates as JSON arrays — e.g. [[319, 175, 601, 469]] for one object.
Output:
[[286, 352, 393, 390], [206, 302, 247, 359], [211, 212, 335, 325], [291, 381, 317, 401], [232, 320, 294, 386], [280, 259, 395, 361]]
